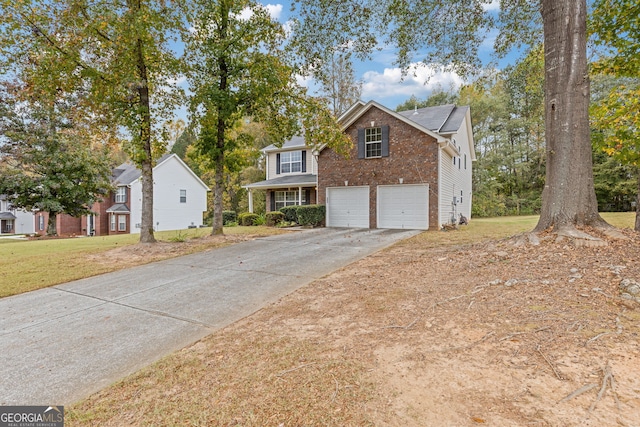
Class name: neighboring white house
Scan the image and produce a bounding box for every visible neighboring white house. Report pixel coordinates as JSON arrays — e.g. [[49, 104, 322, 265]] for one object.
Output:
[[107, 153, 210, 234], [0, 195, 36, 235]]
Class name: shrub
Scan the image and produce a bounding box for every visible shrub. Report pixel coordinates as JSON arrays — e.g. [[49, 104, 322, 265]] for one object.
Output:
[[238, 212, 259, 226], [222, 211, 237, 225], [296, 205, 326, 227], [266, 211, 285, 227], [253, 214, 266, 226], [279, 206, 299, 223]]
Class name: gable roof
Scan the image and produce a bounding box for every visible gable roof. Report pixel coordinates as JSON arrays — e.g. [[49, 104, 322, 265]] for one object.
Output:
[[112, 153, 209, 191], [396, 104, 469, 134], [262, 135, 307, 153], [338, 100, 447, 143]]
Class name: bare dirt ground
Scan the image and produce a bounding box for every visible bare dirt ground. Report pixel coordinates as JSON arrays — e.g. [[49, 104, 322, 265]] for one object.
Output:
[[70, 228, 640, 426]]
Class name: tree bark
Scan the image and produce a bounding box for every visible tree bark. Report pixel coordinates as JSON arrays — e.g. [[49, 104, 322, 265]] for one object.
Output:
[[210, 1, 229, 236], [534, 0, 609, 233], [635, 167, 640, 232], [132, 0, 156, 244], [46, 212, 57, 236]]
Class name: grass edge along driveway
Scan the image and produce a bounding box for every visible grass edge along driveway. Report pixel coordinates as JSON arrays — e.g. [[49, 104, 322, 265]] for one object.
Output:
[[0, 213, 634, 299], [0, 226, 286, 298]]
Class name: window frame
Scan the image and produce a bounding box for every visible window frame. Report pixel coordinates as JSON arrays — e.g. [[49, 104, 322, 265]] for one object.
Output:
[[279, 151, 303, 174], [118, 215, 127, 231], [365, 127, 382, 158], [115, 187, 127, 203], [274, 190, 306, 210], [180, 189, 187, 203]]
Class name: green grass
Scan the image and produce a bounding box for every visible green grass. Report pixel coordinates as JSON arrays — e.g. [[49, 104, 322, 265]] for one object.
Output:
[[407, 212, 636, 248], [1, 213, 636, 299], [0, 226, 284, 298]]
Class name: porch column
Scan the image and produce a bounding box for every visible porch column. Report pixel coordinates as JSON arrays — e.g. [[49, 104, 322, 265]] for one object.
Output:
[[248, 189, 254, 213], [298, 186, 302, 205]]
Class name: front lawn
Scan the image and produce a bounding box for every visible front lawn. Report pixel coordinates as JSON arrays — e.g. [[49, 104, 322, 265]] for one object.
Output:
[[0, 226, 286, 298]]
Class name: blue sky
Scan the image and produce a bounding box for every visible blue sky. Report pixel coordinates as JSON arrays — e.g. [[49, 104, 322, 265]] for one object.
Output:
[[175, 1, 522, 121], [267, 0, 521, 110]]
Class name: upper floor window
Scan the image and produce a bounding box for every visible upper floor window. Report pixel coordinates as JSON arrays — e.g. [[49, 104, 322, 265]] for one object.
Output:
[[180, 189, 187, 203], [276, 150, 307, 175], [115, 187, 127, 203], [358, 125, 389, 159], [280, 151, 302, 174], [365, 127, 382, 158]]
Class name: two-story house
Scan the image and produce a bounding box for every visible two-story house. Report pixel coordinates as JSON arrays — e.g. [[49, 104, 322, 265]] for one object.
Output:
[[244, 136, 318, 213], [244, 100, 475, 231], [32, 153, 209, 236]]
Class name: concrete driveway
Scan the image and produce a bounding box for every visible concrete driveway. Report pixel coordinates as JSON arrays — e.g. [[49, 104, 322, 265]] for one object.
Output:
[[0, 227, 420, 405]]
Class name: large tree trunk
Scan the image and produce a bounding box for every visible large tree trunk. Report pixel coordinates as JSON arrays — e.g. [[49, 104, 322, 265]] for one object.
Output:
[[133, 7, 156, 244], [211, 142, 225, 236], [636, 168, 640, 232], [534, 0, 609, 234], [46, 212, 57, 236]]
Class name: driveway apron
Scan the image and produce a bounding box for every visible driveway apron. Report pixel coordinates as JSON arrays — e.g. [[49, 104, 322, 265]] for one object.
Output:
[[0, 227, 420, 405]]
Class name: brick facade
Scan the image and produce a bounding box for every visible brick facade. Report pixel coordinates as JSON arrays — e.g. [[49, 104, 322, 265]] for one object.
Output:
[[318, 106, 440, 230]]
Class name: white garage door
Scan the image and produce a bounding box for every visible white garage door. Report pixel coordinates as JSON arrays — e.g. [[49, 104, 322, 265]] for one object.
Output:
[[377, 184, 429, 230], [326, 186, 370, 228]]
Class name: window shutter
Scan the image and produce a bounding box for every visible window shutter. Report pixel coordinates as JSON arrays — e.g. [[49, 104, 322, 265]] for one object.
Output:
[[381, 125, 390, 157], [270, 191, 276, 211], [357, 128, 365, 159], [305, 189, 311, 205], [302, 150, 307, 173], [276, 153, 281, 174]]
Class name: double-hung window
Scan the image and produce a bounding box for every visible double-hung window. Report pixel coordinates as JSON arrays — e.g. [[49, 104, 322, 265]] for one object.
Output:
[[275, 190, 306, 210], [118, 215, 126, 231], [365, 127, 382, 158], [280, 151, 302, 173], [115, 187, 127, 203], [180, 189, 187, 203]]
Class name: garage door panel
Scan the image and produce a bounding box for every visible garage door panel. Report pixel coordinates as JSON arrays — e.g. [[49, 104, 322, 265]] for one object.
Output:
[[377, 184, 429, 230], [326, 186, 369, 228]]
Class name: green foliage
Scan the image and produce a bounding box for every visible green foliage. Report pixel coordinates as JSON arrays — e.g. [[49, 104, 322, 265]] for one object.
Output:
[[279, 206, 299, 223], [296, 205, 326, 227], [223, 211, 238, 226], [396, 88, 459, 112], [265, 211, 285, 227], [0, 0, 186, 243], [0, 83, 113, 235], [238, 212, 259, 226]]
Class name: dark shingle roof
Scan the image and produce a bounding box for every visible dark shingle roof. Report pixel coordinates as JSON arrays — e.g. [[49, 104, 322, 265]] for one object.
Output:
[[397, 104, 468, 134], [262, 136, 307, 152], [112, 153, 173, 185], [244, 174, 317, 189]]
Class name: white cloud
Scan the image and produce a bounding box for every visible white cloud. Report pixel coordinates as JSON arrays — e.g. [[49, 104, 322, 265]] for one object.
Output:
[[360, 64, 465, 103], [483, 0, 501, 12], [264, 4, 283, 20], [238, 3, 283, 21]]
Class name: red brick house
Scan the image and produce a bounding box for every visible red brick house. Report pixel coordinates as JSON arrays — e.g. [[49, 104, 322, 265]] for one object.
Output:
[[245, 100, 475, 230]]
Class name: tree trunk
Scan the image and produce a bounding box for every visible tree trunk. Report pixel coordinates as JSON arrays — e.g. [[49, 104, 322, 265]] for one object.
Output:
[[46, 212, 57, 236], [635, 167, 640, 232], [534, 0, 608, 233], [210, 2, 229, 236], [211, 140, 225, 235], [133, 6, 156, 244]]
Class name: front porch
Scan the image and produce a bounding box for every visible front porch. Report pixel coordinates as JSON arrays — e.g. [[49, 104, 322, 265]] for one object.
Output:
[[244, 175, 318, 213]]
